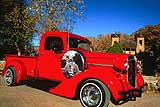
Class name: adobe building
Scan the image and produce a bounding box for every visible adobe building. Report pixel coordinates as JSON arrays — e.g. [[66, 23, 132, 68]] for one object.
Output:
[[136, 35, 145, 53], [111, 33, 145, 55], [111, 33, 120, 46]]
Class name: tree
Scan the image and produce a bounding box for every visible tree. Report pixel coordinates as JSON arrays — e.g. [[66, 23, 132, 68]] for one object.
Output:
[[0, 0, 14, 59], [88, 34, 111, 52], [28, 0, 85, 33], [0, 0, 15, 45], [0, 0, 85, 57], [2, 1, 36, 55], [108, 43, 123, 53], [132, 24, 160, 60]]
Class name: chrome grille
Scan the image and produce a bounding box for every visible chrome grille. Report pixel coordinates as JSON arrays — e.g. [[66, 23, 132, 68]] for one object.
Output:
[[127, 55, 136, 88]]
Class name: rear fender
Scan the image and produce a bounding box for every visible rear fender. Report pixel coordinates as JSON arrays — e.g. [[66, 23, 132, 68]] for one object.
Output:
[[3, 60, 27, 84]]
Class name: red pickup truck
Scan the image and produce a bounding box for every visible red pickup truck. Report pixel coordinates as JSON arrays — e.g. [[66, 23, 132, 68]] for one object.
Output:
[[2, 32, 144, 107]]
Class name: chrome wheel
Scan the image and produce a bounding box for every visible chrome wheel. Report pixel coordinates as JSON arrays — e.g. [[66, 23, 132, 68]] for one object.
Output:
[[4, 67, 16, 86], [80, 83, 103, 107], [5, 69, 14, 85]]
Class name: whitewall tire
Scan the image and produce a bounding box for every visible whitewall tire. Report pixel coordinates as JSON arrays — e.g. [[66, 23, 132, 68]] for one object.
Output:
[[79, 81, 110, 107]]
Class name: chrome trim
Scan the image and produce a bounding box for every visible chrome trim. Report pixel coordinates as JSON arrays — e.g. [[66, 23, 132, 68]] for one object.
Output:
[[127, 55, 137, 88], [88, 63, 113, 67]]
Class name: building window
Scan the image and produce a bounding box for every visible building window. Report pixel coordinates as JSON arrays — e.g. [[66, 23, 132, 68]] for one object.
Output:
[[139, 40, 142, 46]]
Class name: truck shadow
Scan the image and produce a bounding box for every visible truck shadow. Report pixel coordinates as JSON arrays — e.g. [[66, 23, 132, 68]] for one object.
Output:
[[111, 98, 136, 105], [23, 79, 60, 92], [111, 92, 142, 105]]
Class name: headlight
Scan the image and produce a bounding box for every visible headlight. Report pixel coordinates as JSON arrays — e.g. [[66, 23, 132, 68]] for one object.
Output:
[[124, 61, 129, 71], [137, 62, 142, 71]]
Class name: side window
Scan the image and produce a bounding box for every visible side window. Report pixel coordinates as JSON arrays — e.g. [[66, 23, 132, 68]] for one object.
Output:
[[44, 37, 64, 51], [69, 38, 78, 48]]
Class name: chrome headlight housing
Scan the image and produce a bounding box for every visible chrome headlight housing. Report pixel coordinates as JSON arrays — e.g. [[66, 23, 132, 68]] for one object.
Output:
[[137, 61, 142, 71], [124, 60, 129, 71]]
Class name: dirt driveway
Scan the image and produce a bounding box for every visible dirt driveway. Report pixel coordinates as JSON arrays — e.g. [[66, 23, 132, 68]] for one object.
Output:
[[0, 75, 160, 107]]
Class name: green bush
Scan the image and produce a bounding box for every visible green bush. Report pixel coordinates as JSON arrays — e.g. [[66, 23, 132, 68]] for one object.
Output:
[[107, 43, 123, 53]]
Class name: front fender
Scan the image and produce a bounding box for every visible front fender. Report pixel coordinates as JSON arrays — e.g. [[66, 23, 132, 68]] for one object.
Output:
[[82, 67, 124, 101], [2, 60, 27, 84], [49, 66, 124, 100]]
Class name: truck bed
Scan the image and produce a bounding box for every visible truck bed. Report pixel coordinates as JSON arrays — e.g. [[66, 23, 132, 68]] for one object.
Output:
[[3, 54, 37, 78]]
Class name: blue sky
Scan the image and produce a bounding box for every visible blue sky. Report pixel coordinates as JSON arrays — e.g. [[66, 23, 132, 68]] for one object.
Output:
[[73, 0, 160, 37]]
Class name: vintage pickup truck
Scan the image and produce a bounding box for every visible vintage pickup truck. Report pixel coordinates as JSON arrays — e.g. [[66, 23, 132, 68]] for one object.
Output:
[[2, 32, 144, 107]]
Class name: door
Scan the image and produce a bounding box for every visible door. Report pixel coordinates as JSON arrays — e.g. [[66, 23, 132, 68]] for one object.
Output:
[[37, 36, 65, 80]]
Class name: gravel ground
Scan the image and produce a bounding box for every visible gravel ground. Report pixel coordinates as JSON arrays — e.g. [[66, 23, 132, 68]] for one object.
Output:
[[0, 75, 160, 107]]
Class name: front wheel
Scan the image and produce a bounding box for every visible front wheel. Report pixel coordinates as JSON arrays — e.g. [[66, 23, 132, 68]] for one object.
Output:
[[79, 81, 111, 107], [4, 67, 17, 86]]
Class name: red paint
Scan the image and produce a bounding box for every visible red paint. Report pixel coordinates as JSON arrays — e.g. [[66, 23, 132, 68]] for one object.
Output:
[[2, 32, 144, 102]]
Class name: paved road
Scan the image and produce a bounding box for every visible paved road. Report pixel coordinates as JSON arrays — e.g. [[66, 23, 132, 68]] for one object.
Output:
[[0, 75, 160, 107]]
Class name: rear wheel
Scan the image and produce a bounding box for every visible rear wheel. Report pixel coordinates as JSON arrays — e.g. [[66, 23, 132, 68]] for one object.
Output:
[[4, 67, 17, 86], [79, 81, 110, 107]]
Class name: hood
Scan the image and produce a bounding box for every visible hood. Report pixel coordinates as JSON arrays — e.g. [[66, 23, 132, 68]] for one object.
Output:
[[84, 51, 129, 60], [80, 50, 130, 71]]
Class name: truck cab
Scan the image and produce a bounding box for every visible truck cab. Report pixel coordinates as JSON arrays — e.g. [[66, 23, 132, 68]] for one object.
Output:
[[36, 32, 92, 80]]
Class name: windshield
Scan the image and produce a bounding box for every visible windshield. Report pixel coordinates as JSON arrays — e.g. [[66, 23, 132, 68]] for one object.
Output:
[[69, 37, 92, 51]]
